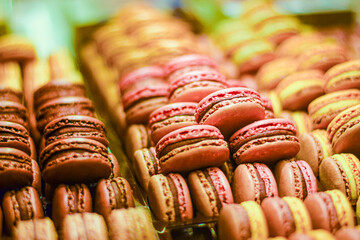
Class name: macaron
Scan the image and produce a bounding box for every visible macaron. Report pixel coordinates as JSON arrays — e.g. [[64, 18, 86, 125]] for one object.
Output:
[[125, 124, 151, 162], [155, 125, 229, 173], [31, 159, 42, 194], [62, 213, 108, 240], [276, 70, 325, 111], [319, 153, 360, 204], [133, 147, 160, 191], [40, 137, 111, 184], [296, 130, 333, 176], [0, 100, 29, 129], [324, 59, 360, 93], [220, 159, 237, 184], [148, 102, 197, 144], [188, 167, 233, 217], [0, 147, 33, 190], [261, 196, 312, 237], [43, 115, 109, 147], [335, 227, 360, 240], [119, 65, 165, 95], [95, 177, 135, 219], [327, 104, 360, 156], [232, 39, 275, 73], [121, 85, 168, 125], [2, 186, 44, 234], [275, 159, 317, 200], [232, 163, 278, 203], [280, 111, 313, 135], [33, 79, 86, 112], [195, 87, 265, 139], [276, 33, 325, 57], [108, 152, 121, 179], [52, 184, 92, 229], [304, 190, 355, 233], [108, 207, 158, 240], [218, 202, 268, 240], [0, 86, 22, 104], [229, 118, 300, 165], [147, 173, 193, 222], [257, 16, 299, 45], [256, 57, 298, 91], [164, 54, 217, 82], [12, 218, 57, 240], [0, 35, 36, 62], [288, 229, 336, 240], [0, 121, 31, 155], [308, 89, 360, 129], [297, 42, 348, 71], [167, 70, 227, 103], [36, 96, 96, 133]]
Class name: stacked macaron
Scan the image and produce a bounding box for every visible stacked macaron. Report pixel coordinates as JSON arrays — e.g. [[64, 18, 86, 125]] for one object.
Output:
[[76, 1, 360, 240]]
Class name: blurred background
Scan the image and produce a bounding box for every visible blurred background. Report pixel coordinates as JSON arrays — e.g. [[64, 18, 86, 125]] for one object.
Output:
[[1, 0, 360, 58]]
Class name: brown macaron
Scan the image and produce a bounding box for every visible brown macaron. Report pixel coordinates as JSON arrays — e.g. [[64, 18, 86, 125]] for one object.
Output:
[[0, 100, 29, 129], [95, 177, 135, 219], [36, 96, 95, 133], [39, 137, 112, 184], [2, 186, 44, 234], [52, 184, 92, 230]]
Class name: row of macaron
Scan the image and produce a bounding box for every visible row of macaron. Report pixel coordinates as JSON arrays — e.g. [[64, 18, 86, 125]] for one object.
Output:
[[9, 207, 157, 240]]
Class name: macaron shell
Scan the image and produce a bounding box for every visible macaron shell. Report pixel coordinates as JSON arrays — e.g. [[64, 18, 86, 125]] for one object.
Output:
[[319, 155, 349, 199], [261, 197, 295, 237], [296, 160, 317, 195], [125, 124, 151, 162], [12, 218, 57, 240], [133, 148, 159, 191], [241, 201, 269, 240], [218, 204, 253, 240], [147, 174, 176, 222], [168, 173, 193, 220], [207, 167, 234, 206], [275, 160, 303, 198], [232, 164, 259, 203]]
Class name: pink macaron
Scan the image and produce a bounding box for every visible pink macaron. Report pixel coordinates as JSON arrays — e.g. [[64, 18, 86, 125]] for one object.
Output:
[[148, 102, 197, 144], [164, 54, 218, 82], [119, 65, 166, 95], [168, 70, 228, 103], [121, 85, 169, 124], [195, 87, 265, 138], [188, 167, 233, 217], [229, 118, 300, 165], [155, 125, 229, 173], [232, 162, 278, 204], [275, 159, 317, 200]]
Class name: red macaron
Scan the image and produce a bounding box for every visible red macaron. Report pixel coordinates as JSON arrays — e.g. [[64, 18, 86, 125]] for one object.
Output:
[[195, 87, 265, 138], [229, 118, 300, 165]]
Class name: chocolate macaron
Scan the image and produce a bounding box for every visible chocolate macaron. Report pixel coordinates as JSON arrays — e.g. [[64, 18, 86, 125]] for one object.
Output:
[[40, 137, 111, 184], [52, 184, 92, 229], [95, 177, 135, 219]]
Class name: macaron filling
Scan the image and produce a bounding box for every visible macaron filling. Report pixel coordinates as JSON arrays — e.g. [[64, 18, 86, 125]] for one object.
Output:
[[247, 164, 267, 203], [326, 190, 354, 229], [9, 187, 34, 221], [334, 154, 357, 201], [165, 175, 181, 221]]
